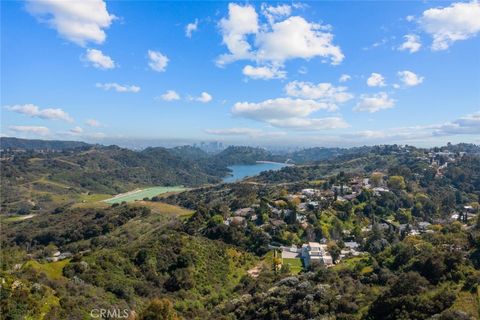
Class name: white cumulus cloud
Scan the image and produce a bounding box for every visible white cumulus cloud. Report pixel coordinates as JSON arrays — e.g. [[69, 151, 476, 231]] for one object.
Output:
[[25, 0, 115, 46], [354, 92, 395, 113], [84, 49, 115, 69], [284, 81, 353, 107], [185, 19, 199, 37], [255, 16, 344, 65], [231, 78, 352, 131], [195, 92, 213, 103], [5, 104, 74, 122], [339, 74, 351, 82], [96, 83, 140, 93], [242, 65, 286, 80], [261, 3, 292, 24], [217, 3, 344, 76], [147, 50, 169, 72], [398, 34, 422, 53], [433, 112, 480, 135], [367, 73, 386, 87], [420, 1, 480, 50], [232, 98, 334, 121], [86, 119, 101, 127], [159, 90, 180, 101], [9, 125, 50, 136], [70, 126, 84, 134], [217, 3, 259, 65], [397, 70, 424, 87]]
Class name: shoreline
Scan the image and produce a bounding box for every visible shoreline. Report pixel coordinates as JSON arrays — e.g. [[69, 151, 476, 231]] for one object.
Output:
[[104, 188, 143, 202]]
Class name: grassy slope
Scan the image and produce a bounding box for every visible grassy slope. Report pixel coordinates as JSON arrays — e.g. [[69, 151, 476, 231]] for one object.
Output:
[[23, 259, 70, 280], [2, 200, 253, 319], [73, 220, 258, 317], [450, 288, 480, 318]]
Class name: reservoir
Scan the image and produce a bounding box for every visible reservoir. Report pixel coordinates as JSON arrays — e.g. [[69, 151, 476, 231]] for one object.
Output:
[[223, 161, 289, 183]]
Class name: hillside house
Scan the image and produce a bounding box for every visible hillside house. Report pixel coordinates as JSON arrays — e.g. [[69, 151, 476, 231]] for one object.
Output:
[[418, 221, 431, 231], [331, 185, 352, 194], [301, 242, 333, 267], [307, 201, 320, 209], [340, 241, 361, 259], [271, 219, 286, 227], [362, 178, 371, 188], [234, 207, 254, 217], [297, 203, 308, 212], [224, 216, 246, 226], [301, 188, 321, 197], [46, 251, 72, 262], [373, 187, 390, 196]]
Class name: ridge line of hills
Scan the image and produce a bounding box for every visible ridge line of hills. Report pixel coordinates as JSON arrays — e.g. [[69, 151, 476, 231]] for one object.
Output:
[[2, 137, 479, 164]]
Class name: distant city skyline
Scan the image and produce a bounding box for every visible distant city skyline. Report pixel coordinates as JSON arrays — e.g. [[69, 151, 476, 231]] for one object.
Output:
[[1, 1, 479, 147]]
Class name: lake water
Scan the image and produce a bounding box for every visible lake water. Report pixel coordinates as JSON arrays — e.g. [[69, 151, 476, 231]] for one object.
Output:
[[223, 162, 289, 183]]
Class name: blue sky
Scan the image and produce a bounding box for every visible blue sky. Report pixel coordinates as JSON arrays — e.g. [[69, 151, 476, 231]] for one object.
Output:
[[1, 0, 479, 147]]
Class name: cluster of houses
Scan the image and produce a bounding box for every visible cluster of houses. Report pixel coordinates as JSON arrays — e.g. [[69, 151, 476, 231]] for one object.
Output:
[[223, 174, 395, 231], [300, 177, 391, 203], [427, 150, 466, 177], [398, 221, 432, 236], [221, 169, 478, 273], [224, 206, 288, 228], [428, 150, 466, 165]]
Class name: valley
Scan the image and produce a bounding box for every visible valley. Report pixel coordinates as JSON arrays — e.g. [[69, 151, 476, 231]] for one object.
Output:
[[1, 139, 480, 319]]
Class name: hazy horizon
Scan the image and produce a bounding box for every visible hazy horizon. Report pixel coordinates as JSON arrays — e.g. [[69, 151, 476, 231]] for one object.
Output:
[[2, 134, 478, 151]]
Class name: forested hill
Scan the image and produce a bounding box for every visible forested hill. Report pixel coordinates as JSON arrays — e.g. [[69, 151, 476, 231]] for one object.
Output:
[[1, 144, 228, 193], [213, 146, 273, 165], [0, 137, 92, 151]]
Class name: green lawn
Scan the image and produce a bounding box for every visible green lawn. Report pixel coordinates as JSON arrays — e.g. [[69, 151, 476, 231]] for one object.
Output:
[[2, 214, 36, 223], [24, 259, 70, 280], [103, 186, 187, 204], [283, 258, 303, 274], [333, 256, 368, 271]]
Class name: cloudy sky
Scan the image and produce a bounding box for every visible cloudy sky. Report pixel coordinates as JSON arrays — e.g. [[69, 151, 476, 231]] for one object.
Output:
[[1, 0, 479, 147]]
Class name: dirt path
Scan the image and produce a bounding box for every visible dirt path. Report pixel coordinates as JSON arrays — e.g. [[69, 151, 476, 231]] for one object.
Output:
[[247, 264, 262, 278]]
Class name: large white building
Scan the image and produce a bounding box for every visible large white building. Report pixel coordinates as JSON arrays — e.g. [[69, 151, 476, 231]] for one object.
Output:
[[279, 242, 334, 269], [301, 242, 333, 267]]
